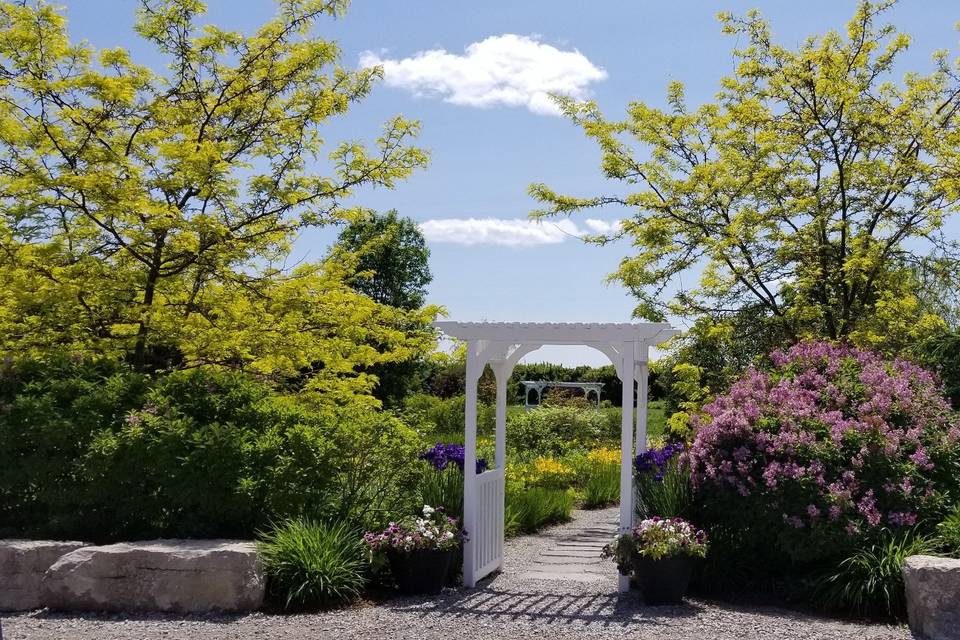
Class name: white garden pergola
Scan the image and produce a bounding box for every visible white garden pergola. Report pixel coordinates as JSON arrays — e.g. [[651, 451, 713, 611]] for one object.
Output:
[[520, 380, 604, 408], [434, 321, 680, 592]]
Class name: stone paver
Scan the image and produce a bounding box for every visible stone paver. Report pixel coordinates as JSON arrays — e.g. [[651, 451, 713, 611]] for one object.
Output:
[[516, 512, 616, 582]]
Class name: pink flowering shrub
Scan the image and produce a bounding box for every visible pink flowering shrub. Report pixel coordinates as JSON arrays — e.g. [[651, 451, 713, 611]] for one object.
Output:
[[688, 341, 960, 562]]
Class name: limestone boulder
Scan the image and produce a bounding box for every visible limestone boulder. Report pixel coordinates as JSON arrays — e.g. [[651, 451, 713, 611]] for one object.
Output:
[[903, 554, 960, 640], [0, 540, 87, 611], [41, 540, 265, 613]]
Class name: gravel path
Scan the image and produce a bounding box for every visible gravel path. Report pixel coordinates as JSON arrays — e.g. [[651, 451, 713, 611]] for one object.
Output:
[[2, 508, 911, 640]]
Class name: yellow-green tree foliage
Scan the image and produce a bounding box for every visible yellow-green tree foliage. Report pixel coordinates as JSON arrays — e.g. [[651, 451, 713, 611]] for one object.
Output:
[[531, 1, 960, 351], [0, 0, 436, 401]]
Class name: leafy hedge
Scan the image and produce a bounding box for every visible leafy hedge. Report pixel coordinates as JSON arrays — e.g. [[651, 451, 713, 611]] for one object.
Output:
[[0, 357, 422, 541], [508, 405, 621, 455], [401, 393, 494, 435]]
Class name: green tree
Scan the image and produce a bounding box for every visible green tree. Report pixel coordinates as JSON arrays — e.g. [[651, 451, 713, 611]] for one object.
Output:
[[333, 209, 432, 310], [329, 209, 433, 406], [0, 0, 435, 401], [530, 1, 960, 350]]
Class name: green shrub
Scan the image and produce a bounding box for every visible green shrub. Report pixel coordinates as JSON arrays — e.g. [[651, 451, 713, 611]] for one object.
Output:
[[582, 462, 620, 508], [402, 393, 494, 435], [505, 487, 574, 535], [937, 505, 960, 556], [813, 531, 937, 620], [0, 356, 149, 538], [257, 518, 366, 610], [913, 328, 960, 407], [320, 407, 425, 530], [508, 406, 619, 456], [1, 358, 424, 540], [82, 367, 294, 539]]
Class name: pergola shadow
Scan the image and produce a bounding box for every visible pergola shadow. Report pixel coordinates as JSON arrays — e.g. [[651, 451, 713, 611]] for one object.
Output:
[[385, 581, 704, 628]]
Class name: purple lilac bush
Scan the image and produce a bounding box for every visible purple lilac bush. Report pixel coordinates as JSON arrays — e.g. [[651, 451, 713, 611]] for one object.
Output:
[[420, 443, 489, 474], [688, 341, 960, 559]]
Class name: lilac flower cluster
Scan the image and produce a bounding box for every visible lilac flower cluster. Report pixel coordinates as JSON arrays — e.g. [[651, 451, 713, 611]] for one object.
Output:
[[635, 443, 685, 481], [688, 341, 960, 543], [420, 443, 489, 474]]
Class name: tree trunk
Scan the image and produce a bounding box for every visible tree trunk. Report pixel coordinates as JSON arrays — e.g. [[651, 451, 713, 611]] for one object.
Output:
[[132, 233, 166, 372]]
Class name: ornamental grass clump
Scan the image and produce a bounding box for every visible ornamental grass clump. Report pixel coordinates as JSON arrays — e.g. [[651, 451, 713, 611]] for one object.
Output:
[[419, 464, 464, 522], [583, 466, 620, 508], [937, 505, 960, 556], [257, 518, 366, 611], [504, 487, 575, 535], [635, 443, 693, 519], [813, 530, 937, 619], [688, 341, 960, 565]]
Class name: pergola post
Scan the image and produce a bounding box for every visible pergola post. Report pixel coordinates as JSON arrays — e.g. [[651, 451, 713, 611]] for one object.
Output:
[[635, 346, 649, 456], [617, 343, 636, 594], [491, 363, 509, 571], [462, 340, 482, 588], [492, 366, 508, 470]]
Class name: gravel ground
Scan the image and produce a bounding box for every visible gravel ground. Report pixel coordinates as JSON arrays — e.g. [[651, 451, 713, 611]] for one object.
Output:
[[2, 508, 912, 640]]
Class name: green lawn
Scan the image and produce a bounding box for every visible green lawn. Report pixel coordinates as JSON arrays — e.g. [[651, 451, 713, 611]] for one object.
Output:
[[647, 399, 667, 442]]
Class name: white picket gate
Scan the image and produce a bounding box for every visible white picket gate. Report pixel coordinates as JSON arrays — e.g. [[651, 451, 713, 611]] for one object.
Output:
[[470, 467, 505, 581]]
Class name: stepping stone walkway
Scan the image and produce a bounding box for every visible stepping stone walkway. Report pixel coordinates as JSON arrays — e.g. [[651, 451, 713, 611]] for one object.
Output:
[[515, 511, 618, 582]]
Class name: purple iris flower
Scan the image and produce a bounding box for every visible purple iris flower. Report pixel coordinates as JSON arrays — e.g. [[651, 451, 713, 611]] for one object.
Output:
[[420, 443, 489, 474], [635, 443, 684, 481]]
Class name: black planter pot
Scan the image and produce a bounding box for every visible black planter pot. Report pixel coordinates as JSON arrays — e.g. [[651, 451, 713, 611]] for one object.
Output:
[[388, 548, 454, 595], [445, 546, 463, 587], [632, 554, 695, 605]]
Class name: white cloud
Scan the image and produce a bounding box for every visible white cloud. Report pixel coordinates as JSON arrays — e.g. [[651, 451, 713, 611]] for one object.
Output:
[[418, 217, 621, 247], [360, 34, 607, 116], [583, 218, 622, 235]]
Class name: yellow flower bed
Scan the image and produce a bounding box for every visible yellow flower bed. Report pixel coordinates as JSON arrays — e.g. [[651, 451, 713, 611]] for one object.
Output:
[[507, 456, 576, 489], [586, 447, 620, 465], [532, 456, 573, 476]]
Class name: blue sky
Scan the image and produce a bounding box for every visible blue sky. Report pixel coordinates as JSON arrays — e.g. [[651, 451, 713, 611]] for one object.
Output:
[[64, 0, 960, 365]]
